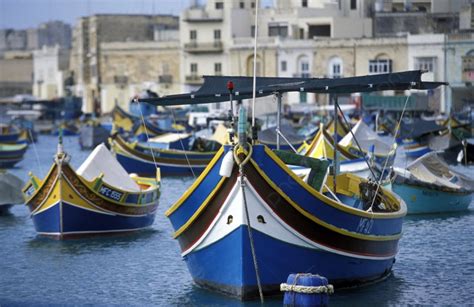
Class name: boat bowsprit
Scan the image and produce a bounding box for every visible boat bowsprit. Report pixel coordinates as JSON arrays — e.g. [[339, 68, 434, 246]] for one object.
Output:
[[22, 143, 160, 238], [166, 144, 406, 299]]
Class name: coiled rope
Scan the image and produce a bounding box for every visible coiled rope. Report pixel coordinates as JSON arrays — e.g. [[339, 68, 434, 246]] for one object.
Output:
[[280, 283, 334, 294]]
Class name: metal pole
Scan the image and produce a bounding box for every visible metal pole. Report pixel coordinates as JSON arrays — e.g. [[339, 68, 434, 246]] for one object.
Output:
[[333, 96, 338, 194], [276, 93, 282, 150]]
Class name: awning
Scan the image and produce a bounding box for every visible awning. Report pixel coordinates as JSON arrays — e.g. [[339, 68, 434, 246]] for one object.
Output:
[[139, 70, 447, 106]]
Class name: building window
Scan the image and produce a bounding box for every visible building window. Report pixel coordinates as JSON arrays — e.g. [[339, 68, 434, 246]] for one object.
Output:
[[281, 61, 287, 72], [215, 63, 222, 75], [215, 2, 223, 9], [297, 55, 310, 78], [251, 26, 255, 37], [415, 57, 435, 72], [299, 28, 305, 39], [308, 24, 331, 37], [214, 29, 221, 40], [302, 0, 308, 7], [190, 30, 197, 40], [269, 24, 288, 37], [190, 63, 198, 74], [462, 50, 474, 82], [240, 2, 245, 8], [251, 2, 255, 8], [350, 0, 357, 10], [328, 57, 343, 78], [369, 59, 392, 74]]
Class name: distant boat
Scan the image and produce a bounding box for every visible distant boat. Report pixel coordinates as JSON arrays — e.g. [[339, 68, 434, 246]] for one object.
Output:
[[52, 122, 79, 136], [0, 143, 28, 168], [339, 119, 396, 179], [0, 171, 24, 215], [23, 143, 160, 238], [392, 152, 474, 214], [301, 124, 369, 174], [397, 118, 445, 158], [0, 124, 29, 144], [112, 105, 139, 134], [109, 134, 219, 176], [258, 124, 313, 151]]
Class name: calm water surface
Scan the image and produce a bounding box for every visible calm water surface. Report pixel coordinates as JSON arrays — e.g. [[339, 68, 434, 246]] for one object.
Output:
[[1, 135, 474, 305]]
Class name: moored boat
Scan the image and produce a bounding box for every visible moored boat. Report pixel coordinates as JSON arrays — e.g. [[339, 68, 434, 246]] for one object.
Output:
[[79, 120, 110, 150], [0, 170, 24, 215], [301, 124, 369, 174], [392, 152, 474, 214], [339, 119, 396, 179], [137, 70, 442, 300], [0, 143, 28, 168], [22, 143, 160, 238], [109, 133, 219, 176]]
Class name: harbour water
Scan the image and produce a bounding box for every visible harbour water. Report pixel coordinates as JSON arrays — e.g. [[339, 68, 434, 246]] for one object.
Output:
[[1, 135, 474, 305]]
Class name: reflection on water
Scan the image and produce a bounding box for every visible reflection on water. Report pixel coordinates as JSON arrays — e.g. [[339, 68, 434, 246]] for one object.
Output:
[[1, 135, 474, 305]]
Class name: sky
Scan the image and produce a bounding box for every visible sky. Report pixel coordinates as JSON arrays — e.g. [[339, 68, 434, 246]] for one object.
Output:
[[0, 0, 273, 29]]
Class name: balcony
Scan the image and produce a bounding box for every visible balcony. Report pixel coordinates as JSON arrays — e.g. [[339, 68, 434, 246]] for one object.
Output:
[[183, 41, 223, 53], [293, 73, 312, 78], [185, 75, 203, 85], [183, 9, 224, 22]]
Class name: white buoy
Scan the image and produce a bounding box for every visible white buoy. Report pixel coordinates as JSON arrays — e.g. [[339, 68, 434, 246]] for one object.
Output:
[[219, 150, 235, 177]]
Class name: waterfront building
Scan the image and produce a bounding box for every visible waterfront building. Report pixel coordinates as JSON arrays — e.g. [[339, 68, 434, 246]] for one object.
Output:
[[32, 45, 70, 100], [99, 40, 180, 113], [69, 14, 178, 113], [0, 51, 33, 97]]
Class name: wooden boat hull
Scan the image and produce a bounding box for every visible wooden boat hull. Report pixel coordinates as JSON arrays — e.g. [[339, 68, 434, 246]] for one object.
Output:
[[167, 145, 405, 299], [0, 143, 28, 168], [110, 135, 216, 176], [392, 181, 472, 214], [23, 162, 159, 238], [403, 139, 431, 158]]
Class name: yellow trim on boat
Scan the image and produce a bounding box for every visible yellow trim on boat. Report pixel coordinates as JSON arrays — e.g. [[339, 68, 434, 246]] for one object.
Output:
[[172, 177, 227, 238], [263, 145, 405, 219], [165, 146, 225, 216], [249, 157, 401, 241], [22, 164, 57, 202]]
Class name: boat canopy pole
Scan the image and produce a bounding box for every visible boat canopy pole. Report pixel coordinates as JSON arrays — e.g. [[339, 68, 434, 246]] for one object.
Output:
[[276, 92, 282, 150], [333, 95, 338, 194]]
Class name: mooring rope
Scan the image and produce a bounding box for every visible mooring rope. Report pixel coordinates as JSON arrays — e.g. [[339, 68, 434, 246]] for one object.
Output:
[[170, 108, 196, 178], [134, 98, 160, 184], [368, 94, 410, 212], [234, 144, 264, 303], [28, 128, 43, 175]]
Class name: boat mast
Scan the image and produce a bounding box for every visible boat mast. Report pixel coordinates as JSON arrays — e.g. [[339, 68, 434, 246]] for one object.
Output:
[[333, 95, 338, 194], [276, 92, 282, 150]]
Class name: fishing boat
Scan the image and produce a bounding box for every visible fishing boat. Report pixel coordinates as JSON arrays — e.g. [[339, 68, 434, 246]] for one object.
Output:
[[138, 70, 443, 300], [22, 142, 160, 238], [300, 124, 369, 175], [109, 133, 220, 176], [325, 115, 350, 141], [0, 170, 24, 215], [52, 122, 79, 136], [392, 152, 474, 214], [339, 119, 396, 179], [112, 104, 139, 133], [398, 118, 445, 158], [0, 143, 28, 168], [258, 124, 312, 151]]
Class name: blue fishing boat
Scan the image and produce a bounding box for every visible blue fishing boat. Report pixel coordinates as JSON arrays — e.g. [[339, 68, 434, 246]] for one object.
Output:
[[339, 119, 396, 179], [23, 143, 160, 238], [398, 118, 445, 158], [0, 143, 28, 168], [392, 152, 474, 214], [109, 133, 219, 176], [138, 70, 443, 299]]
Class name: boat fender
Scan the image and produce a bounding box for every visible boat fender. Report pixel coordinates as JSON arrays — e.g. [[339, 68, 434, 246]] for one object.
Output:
[[281, 273, 333, 306], [219, 150, 235, 177]]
